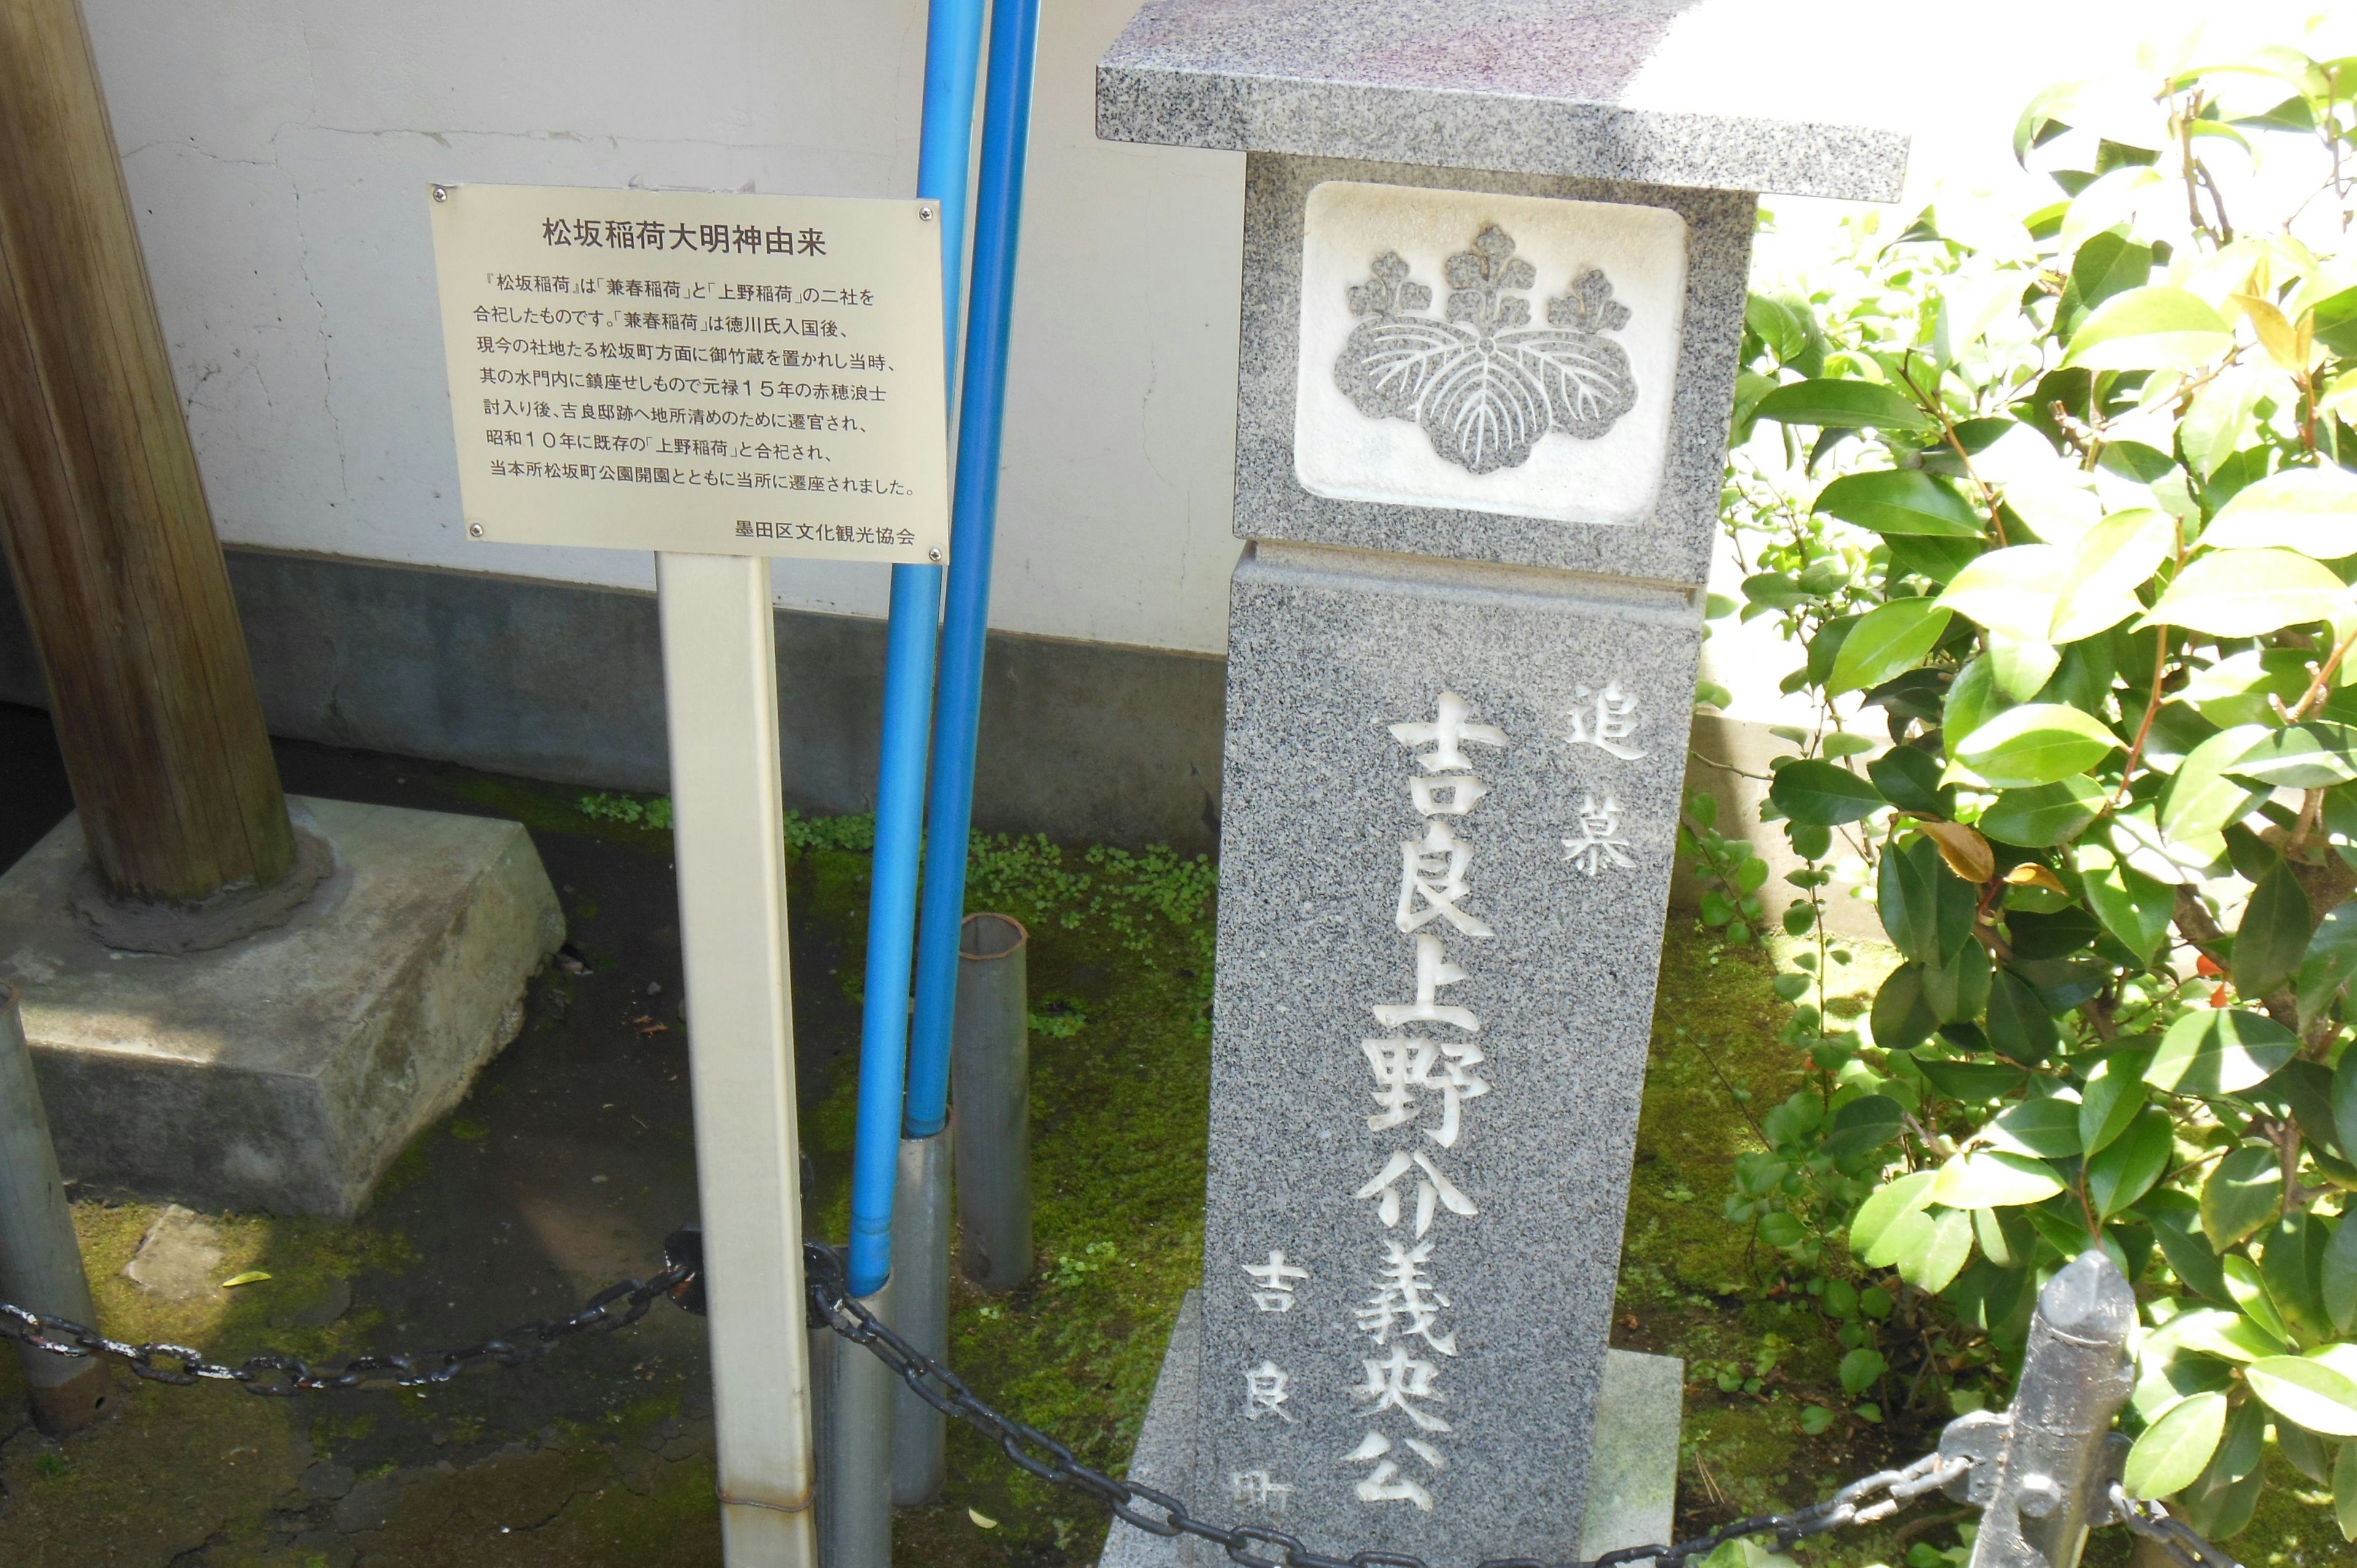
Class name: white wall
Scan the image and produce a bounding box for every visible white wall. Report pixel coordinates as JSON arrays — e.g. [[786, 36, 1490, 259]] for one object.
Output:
[[85, 1, 2345, 661], [87, 0, 1247, 652]]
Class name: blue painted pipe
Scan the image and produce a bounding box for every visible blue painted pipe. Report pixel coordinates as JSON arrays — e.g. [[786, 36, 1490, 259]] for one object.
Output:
[[845, 0, 986, 1302], [904, 0, 1042, 1141]]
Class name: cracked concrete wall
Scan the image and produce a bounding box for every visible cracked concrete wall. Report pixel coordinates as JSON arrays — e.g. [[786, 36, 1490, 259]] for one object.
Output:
[[83, 0, 1248, 656]]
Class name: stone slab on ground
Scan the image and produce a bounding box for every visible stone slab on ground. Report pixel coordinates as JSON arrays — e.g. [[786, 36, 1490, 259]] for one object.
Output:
[[0, 795, 562, 1218], [1102, 1290, 1679, 1567]]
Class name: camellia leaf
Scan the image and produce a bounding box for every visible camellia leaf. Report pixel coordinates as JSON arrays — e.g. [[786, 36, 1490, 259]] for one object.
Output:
[[2227, 722, 2357, 789], [2075, 848, 2174, 965], [2143, 548, 2350, 638], [2336, 1439, 2357, 1542], [2144, 1190, 2231, 1305], [2146, 1010, 2299, 1098], [2200, 1145, 2286, 1251], [2245, 1356, 2357, 1439], [2087, 1105, 2173, 1218], [2078, 1049, 2151, 1155], [2158, 724, 2272, 848], [2233, 862, 2317, 999], [1984, 968, 2059, 1063], [1868, 745, 1949, 818], [1871, 964, 1938, 1051], [2124, 1389, 2229, 1500], [1814, 468, 1984, 536], [2296, 903, 2357, 1029], [1980, 777, 2107, 848], [2204, 466, 2357, 557], [2051, 508, 2178, 644], [2339, 1045, 2357, 1186], [1910, 1053, 2027, 1102], [1850, 1170, 1938, 1265], [1985, 1093, 2083, 1158], [1829, 599, 1953, 697], [1918, 819, 1995, 882], [1951, 703, 2121, 788], [1900, 1207, 1975, 1294], [2062, 286, 2234, 371], [2324, 1210, 2357, 1335], [1768, 759, 1886, 826], [1823, 1094, 1905, 1159], [1755, 377, 1935, 433], [1937, 544, 2072, 643], [2143, 1306, 2285, 1364], [1930, 1149, 2066, 1208]]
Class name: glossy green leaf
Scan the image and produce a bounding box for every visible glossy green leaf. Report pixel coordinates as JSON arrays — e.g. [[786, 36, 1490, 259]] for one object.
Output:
[[2234, 862, 2317, 998], [2296, 904, 2357, 1028], [2123, 1390, 2228, 1499], [2087, 1106, 2173, 1217], [1768, 759, 1886, 827], [2051, 508, 2177, 644], [2200, 1145, 2286, 1251], [1932, 1149, 2066, 1208], [2334, 1439, 2357, 1542], [2245, 1356, 2357, 1438], [1921, 939, 1992, 1025], [1984, 968, 2059, 1062], [1829, 599, 1953, 697], [2259, 1214, 2332, 1343], [1870, 964, 1938, 1051], [2326, 1213, 2357, 1335], [1899, 1207, 1975, 1293], [2144, 547, 2350, 638], [1754, 377, 1935, 433], [1838, 1346, 1888, 1395], [1985, 1093, 2082, 1158], [2181, 648, 2313, 730], [2340, 1046, 2357, 1186], [1824, 1094, 1904, 1159], [1879, 836, 1976, 964], [1951, 703, 2121, 788], [2158, 724, 2272, 846], [1814, 468, 1983, 537], [2142, 1306, 2285, 1364], [1937, 544, 2071, 644], [2062, 286, 2234, 371], [2229, 722, 2357, 790], [2222, 1254, 2291, 1346], [1868, 745, 1949, 817], [1910, 1053, 2027, 1102], [2146, 1009, 2300, 1098], [2078, 1050, 2150, 1154], [2076, 849, 2174, 965], [1851, 1170, 1938, 1265], [2204, 466, 2357, 557], [2143, 1190, 2232, 1304]]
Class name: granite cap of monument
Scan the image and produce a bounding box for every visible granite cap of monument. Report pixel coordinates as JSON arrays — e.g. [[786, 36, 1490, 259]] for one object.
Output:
[[1097, 0, 1909, 201]]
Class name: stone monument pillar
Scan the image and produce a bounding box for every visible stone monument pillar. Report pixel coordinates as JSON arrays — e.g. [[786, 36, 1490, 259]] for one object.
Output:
[[1093, 6, 1906, 1562]]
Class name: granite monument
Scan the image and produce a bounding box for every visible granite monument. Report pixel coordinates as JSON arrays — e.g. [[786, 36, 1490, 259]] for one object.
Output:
[[1093, 4, 1908, 1563]]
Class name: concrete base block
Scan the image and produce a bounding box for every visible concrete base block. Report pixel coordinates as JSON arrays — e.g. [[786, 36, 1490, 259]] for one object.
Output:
[[0, 797, 562, 1218], [1101, 1290, 1680, 1567]]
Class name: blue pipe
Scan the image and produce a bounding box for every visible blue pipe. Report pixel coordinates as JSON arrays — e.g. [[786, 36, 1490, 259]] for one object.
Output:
[[904, 0, 1042, 1141], [845, 0, 986, 1301]]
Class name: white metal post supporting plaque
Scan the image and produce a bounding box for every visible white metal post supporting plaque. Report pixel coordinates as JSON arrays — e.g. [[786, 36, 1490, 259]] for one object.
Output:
[[427, 182, 951, 1568]]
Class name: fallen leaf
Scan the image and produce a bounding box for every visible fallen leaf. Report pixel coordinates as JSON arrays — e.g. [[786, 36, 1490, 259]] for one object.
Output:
[[968, 1509, 999, 1529], [220, 1271, 272, 1288]]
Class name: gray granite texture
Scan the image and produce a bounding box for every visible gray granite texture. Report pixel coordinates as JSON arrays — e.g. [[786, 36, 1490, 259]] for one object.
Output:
[[1190, 541, 1700, 1563], [1098, 1, 1908, 201], [1101, 1293, 1683, 1565], [1238, 155, 1750, 584]]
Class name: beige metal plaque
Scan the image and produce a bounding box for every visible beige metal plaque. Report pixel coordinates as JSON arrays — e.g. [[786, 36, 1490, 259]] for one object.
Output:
[[429, 181, 948, 562]]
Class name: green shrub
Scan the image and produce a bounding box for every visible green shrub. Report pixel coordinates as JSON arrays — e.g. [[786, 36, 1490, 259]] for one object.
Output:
[[1698, 36, 2357, 1540]]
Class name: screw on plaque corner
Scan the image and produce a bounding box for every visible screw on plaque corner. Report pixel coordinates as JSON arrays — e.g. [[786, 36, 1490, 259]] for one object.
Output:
[[433, 184, 449, 203], [928, 547, 943, 562], [918, 203, 935, 222], [468, 522, 484, 538]]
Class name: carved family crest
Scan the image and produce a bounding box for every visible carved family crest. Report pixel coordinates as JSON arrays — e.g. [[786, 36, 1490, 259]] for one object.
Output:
[[1333, 224, 1638, 475]]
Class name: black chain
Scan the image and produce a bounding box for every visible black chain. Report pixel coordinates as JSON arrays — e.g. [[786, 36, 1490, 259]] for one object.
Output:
[[2108, 1485, 2248, 1568], [0, 1227, 704, 1395], [803, 1242, 1964, 1568]]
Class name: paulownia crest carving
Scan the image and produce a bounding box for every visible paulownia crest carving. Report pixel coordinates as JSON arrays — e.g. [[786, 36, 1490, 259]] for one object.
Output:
[[1333, 224, 1638, 476]]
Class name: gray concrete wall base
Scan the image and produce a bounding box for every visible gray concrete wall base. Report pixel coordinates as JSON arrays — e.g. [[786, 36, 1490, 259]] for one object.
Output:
[[0, 797, 563, 1218], [0, 548, 1228, 854]]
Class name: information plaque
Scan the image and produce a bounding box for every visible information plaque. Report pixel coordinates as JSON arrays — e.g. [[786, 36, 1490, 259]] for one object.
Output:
[[428, 182, 949, 563]]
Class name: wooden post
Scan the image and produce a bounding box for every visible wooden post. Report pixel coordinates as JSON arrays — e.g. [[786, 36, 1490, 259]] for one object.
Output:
[[0, 0, 294, 905]]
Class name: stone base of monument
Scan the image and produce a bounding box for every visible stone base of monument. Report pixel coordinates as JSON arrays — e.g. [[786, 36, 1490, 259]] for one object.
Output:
[[0, 796, 562, 1219], [1100, 1292, 1682, 1567]]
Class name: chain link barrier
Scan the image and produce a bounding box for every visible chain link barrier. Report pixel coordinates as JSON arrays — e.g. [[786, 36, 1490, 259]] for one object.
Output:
[[0, 1230, 2257, 1568], [0, 1230, 702, 1394]]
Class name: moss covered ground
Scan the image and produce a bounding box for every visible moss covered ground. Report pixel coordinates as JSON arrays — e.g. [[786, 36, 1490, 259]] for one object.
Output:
[[0, 720, 2343, 1565]]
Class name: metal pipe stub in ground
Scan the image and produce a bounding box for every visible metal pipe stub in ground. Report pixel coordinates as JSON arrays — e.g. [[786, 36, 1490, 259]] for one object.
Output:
[[889, 1132, 951, 1505], [0, 983, 110, 1434], [822, 1279, 895, 1568], [953, 913, 1031, 1291]]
